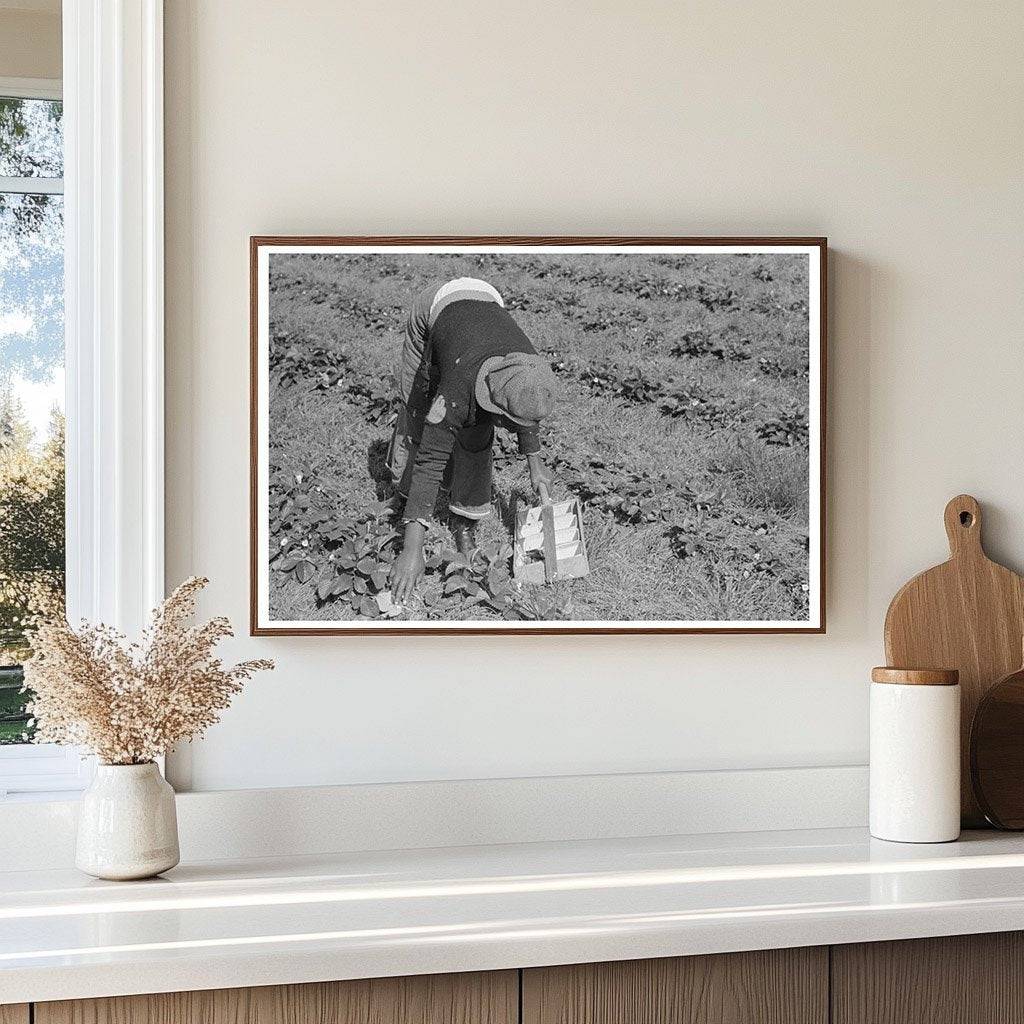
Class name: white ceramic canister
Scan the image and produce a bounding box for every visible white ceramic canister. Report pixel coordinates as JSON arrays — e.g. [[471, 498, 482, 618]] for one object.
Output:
[[76, 762, 180, 880], [869, 667, 961, 843]]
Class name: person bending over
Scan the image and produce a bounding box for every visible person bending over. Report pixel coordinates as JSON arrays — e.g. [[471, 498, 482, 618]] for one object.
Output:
[[387, 277, 558, 602]]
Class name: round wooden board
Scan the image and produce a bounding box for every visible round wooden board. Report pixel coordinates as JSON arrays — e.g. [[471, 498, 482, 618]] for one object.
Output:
[[970, 662, 1024, 829]]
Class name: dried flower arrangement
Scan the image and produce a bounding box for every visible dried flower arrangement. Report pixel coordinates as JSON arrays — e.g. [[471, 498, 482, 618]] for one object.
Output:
[[23, 576, 273, 765]]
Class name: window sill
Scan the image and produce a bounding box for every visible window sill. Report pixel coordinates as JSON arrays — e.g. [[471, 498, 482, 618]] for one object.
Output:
[[0, 744, 93, 799]]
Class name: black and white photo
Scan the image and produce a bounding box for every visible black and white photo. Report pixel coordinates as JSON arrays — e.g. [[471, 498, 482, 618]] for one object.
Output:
[[251, 238, 825, 634]]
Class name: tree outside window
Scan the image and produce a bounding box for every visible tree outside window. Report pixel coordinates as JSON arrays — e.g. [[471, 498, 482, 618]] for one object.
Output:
[[0, 94, 65, 744]]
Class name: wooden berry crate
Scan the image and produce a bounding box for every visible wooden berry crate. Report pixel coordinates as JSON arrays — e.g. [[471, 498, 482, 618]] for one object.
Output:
[[513, 495, 590, 585]]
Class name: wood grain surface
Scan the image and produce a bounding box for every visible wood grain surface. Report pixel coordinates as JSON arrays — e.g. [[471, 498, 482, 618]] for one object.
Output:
[[884, 494, 1024, 825], [522, 948, 828, 1024], [249, 235, 828, 637], [35, 972, 517, 1024], [871, 666, 959, 686], [0, 1006, 29, 1024], [832, 932, 1024, 1023], [970, 646, 1024, 827]]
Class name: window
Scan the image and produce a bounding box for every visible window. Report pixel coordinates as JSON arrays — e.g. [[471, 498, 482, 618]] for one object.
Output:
[[0, 88, 66, 739], [0, 4, 166, 799], [0, 80, 82, 796]]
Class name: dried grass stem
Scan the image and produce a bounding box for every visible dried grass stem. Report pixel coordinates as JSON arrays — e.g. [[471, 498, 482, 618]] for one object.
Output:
[[23, 577, 273, 765]]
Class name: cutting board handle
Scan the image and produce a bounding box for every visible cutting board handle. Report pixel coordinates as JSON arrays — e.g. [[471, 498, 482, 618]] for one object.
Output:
[[944, 494, 983, 558]]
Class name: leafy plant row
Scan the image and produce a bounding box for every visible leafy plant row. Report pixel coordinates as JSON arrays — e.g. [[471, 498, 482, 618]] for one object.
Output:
[[573, 359, 807, 441], [270, 280, 402, 331], [272, 330, 804, 462], [497, 259, 801, 315], [269, 464, 570, 622], [667, 515, 810, 600], [270, 341, 394, 425], [669, 329, 751, 363], [546, 446, 807, 608]]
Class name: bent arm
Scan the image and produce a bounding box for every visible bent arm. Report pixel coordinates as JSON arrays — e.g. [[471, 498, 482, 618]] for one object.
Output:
[[399, 284, 438, 408], [516, 425, 541, 457], [519, 428, 552, 497]]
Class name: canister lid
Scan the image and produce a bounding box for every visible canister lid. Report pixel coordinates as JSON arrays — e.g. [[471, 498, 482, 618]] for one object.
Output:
[[871, 667, 959, 686]]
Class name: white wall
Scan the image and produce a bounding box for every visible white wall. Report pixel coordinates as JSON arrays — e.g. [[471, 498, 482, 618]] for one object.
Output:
[[164, 0, 1024, 792]]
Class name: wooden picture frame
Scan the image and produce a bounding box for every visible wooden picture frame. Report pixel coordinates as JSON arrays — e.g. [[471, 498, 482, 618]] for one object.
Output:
[[251, 236, 827, 635]]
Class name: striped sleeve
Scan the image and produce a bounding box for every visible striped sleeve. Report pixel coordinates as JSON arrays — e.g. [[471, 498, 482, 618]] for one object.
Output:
[[399, 283, 439, 406]]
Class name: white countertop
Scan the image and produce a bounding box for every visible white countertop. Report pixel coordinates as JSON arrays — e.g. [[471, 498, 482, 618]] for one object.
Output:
[[4, 826, 1024, 1004]]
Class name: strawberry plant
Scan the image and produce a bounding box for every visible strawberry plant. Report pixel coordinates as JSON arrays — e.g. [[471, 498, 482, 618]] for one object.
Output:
[[580, 363, 660, 405], [756, 407, 809, 446], [551, 452, 685, 525], [422, 541, 520, 618], [757, 355, 808, 381], [658, 385, 738, 426], [667, 516, 808, 594], [313, 513, 402, 618], [333, 297, 402, 333], [670, 330, 751, 363], [565, 303, 647, 333], [278, 502, 555, 622], [541, 348, 570, 376], [269, 333, 394, 425], [576, 362, 742, 429], [270, 343, 348, 390], [757, 356, 784, 377], [507, 588, 572, 621], [269, 464, 338, 569], [345, 375, 395, 425], [692, 284, 738, 311]]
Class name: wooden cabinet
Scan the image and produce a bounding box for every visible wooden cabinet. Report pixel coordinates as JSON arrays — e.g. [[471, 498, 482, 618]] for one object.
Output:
[[23, 932, 1024, 1024], [832, 932, 1024, 1024], [34, 971, 517, 1024], [522, 948, 828, 1024]]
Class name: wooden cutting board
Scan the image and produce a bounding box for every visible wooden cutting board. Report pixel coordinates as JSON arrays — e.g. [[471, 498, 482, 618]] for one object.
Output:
[[884, 494, 1024, 826]]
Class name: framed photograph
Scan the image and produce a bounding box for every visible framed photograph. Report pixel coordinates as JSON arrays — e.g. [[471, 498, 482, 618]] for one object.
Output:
[[251, 237, 826, 635]]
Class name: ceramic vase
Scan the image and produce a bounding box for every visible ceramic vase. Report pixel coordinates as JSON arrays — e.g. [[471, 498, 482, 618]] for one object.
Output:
[[76, 762, 180, 880]]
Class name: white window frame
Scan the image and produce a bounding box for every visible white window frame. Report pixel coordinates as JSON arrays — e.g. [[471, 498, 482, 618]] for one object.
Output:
[[0, 77, 64, 192], [0, 0, 164, 799], [0, 77, 61, 101]]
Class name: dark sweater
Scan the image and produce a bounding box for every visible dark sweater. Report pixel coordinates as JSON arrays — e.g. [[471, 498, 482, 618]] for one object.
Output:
[[404, 300, 541, 521]]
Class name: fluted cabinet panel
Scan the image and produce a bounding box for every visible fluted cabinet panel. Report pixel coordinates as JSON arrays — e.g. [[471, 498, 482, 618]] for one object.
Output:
[[522, 948, 828, 1024], [35, 972, 517, 1024], [832, 933, 1024, 1024]]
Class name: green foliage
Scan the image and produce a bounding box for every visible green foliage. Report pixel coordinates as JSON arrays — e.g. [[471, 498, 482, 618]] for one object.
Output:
[[0, 97, 63, 176], [670, 329, 751, 363], [0, 398, 65, 743], [271, 483, 562, 621], [757, 406, 810, 447], [0, 666, 30, 744], [0, 97, 63, 240], [0, 398, 65, 632]]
